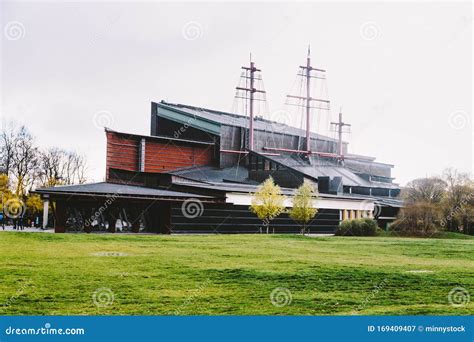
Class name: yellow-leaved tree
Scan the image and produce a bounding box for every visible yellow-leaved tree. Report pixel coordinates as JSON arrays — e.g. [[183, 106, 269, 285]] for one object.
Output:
[[289, 179, 318, 235], [250, 177, 286, 234], [26, 194, 43, 215], [0, 174, 13, 214]]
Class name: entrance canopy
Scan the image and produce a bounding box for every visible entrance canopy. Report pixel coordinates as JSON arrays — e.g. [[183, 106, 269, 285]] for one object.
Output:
[[34, 182, 220, 233], [35, 182, 215, 201]]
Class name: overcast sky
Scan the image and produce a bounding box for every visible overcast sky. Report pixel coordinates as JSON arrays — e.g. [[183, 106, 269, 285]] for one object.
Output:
[[1, 1, 472, 185]]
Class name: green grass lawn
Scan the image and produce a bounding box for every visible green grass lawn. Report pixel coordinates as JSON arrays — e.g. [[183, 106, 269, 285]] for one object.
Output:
[[0, 232, 472, 315]]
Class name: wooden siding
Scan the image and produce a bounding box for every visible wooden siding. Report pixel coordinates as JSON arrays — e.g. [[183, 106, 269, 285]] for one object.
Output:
[[106, 131, 214, 180], [106, 132, 139, 180], [144, 140, 213, 172]]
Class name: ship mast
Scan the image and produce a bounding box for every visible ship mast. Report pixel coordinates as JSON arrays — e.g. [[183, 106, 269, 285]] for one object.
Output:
[[330, 107, 351, 161], [235, 54, 266, 151], [286, 46, 330, 153]]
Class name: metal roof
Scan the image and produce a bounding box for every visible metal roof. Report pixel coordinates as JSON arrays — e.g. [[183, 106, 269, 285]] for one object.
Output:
[[105, 128, 214, 146], [255, 152, 399, 190], [170, 165, 252, 184], [35, 182, 213, 199], [172, 180, 400, 204], [156, 101, 340, 143]]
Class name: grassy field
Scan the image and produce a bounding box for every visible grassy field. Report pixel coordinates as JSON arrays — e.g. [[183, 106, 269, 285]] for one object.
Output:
[[0, 232, 472, 315]]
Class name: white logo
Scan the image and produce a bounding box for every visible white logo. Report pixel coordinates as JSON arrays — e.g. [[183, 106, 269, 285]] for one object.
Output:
[[270, 287, 292, 307], [448, 110, 469, 130], [4, 21, 26, 41], [448, 287, 470, 307], [92, 287, 115, 308], [93, 110, 114, 129], [360, 22, 380, 41], [182, 21, 203, 41], [4, 198, 26, 219], [181, 199, 204, 219], [269, 110, 291, 133]]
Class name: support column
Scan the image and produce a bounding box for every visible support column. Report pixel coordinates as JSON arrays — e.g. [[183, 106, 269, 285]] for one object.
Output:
[[42, 199, 49, 229], [158, 202, 172, 234], [54, 201, 67, 233], [128, 207, 142, 233], [106, 211, 117, 233]]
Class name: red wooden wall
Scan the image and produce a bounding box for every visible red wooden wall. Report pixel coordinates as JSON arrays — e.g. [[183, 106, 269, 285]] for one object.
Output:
[[106, 131, 214, 180], [106, 132, 139, 176]]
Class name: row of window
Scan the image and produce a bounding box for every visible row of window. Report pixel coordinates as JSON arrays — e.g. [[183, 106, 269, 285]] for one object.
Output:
[[341, 209, 373, 221]]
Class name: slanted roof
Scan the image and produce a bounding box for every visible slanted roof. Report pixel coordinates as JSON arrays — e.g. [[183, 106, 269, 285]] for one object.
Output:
[[170, 165, 253, 184], [254, 152, 399, 190], [105, 128, 214, 146], [156, 101, 340, 143], [34, 182, 214, 200], [172, 179, 398, 203]]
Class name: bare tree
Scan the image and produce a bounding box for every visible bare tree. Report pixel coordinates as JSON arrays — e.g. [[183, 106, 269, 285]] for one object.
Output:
[[38, 147, 65, 187], [441, 168, 474, 233], [0, 121, 17, 178], [403, 177, 447, 205], [64, 151, 88, 184], [11, 126, 39, 196], [38, 148, 88, 187]]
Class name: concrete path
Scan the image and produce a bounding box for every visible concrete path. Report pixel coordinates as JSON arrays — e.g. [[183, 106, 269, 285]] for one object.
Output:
[[0, 225, 54, 233]]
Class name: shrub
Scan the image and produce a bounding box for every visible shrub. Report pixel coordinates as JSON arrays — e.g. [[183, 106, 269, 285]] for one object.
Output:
[[335, 218, 378, 236], [390, 202, 442, 237]]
